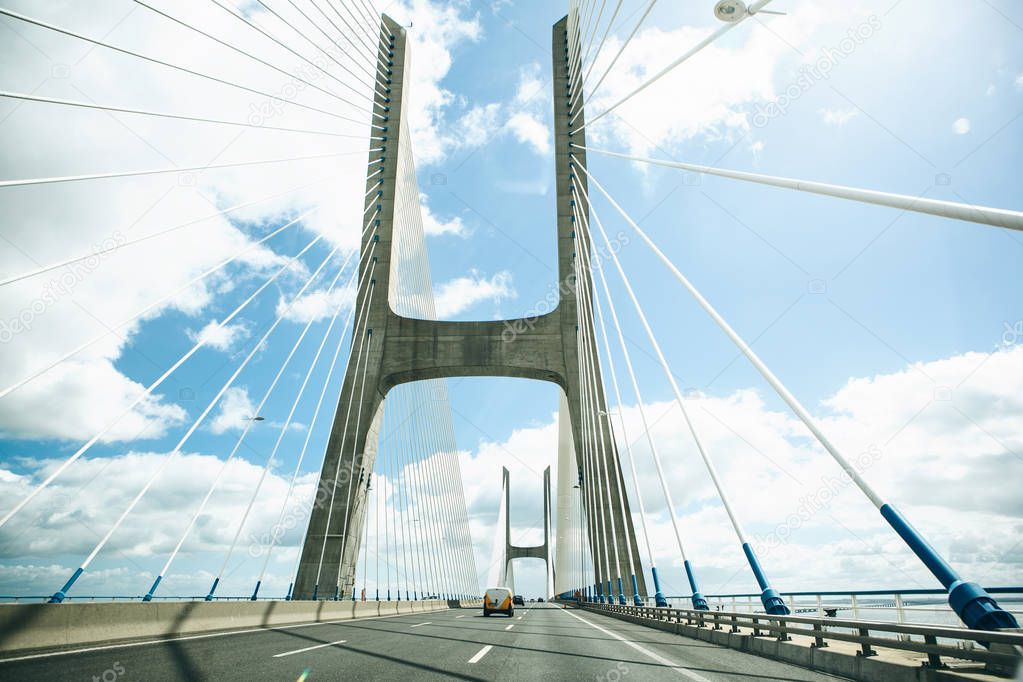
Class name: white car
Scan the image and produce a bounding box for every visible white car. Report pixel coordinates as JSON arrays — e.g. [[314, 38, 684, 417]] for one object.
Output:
[[483, 586, 514, 617]]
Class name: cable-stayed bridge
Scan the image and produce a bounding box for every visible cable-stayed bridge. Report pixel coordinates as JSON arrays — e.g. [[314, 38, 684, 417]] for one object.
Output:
[[0, 1, 1021, 680]]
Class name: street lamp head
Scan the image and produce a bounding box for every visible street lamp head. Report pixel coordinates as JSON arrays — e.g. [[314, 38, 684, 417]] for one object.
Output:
[[714, 0, 748, 22]]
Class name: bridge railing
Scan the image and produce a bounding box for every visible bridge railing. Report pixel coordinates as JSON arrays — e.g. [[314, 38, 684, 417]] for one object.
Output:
[[588, 602, 1023, 673], [0, 595, 456, 603], [654, 587, 1023, 632]]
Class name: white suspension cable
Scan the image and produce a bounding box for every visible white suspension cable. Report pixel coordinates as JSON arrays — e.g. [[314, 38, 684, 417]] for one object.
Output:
[[571, 0, 658, 124], [586, 202, 692, 566], [579, 0, 775, 131], [0, 177, 329, 289], [311, 267, 376, 592], [0, 8, 383, 128], [592, 273, 658, 575], [0, 148, 379, 189], [0, 209, 320, 529], [290, 0, 386, 86], [208, 242, 372, 598], [0, 92, 378, 140], [251, 0, 388, 92], [207, 0, 384, 93], [577, 159, 893, 509], [571, 197, 623, 596], [46, 231, 336, 601], [577, 146, 1023, 232], [133, 0, 376, 113], [332, 314, 379, 597], [581, 0, 621, 84], [574, 170, 751, 545], [279, 0, 387, 102], [162, 248, 364, 595], [319, 0, 386, 71], [574, 195, 638, 596], [255, 257, 367, 595]]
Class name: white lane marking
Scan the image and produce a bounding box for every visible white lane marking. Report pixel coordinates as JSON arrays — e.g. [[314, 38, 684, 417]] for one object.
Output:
[[504, 624, 514, 630], [516, 616, 522, 620], [560, 608, 712, 682], [410, 622, 431, 628], [467, 645, 493, 663], [272, 639, 347, 658], [0, 609, 442, 664], [455, 615, 466, 619]]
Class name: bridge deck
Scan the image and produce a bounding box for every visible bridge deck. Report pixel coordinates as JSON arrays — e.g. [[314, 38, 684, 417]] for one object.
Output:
[[0, 603, 846, 681]]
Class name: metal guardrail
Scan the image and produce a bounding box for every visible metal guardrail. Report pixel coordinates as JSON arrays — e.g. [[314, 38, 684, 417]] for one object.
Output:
[[0, 595, 469, 603], [585, 602, 1023, 671], [651, 587, 1023, 630], [0, 595, 279, 603]]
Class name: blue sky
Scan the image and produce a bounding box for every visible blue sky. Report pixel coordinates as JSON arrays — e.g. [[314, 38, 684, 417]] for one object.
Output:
[[0, 0, 1021, 603]]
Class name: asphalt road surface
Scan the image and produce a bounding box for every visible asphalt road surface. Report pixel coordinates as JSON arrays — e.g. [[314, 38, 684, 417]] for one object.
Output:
[[0, 602, 849, 681]]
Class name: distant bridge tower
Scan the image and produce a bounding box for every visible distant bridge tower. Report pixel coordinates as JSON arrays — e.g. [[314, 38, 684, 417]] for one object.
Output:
[[294, 13, 646, 601], [488, 467, 554, 598]]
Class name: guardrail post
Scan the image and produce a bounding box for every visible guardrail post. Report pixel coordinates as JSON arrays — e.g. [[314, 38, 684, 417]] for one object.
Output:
[[752, 616, 761, 637], [895, 594, 911, 641], [776, 616, 790, 642], [812, 620, 828, 648], [923, 634, 944, 669], [730, 614, 739, 633], [857, 627, 877, 657]]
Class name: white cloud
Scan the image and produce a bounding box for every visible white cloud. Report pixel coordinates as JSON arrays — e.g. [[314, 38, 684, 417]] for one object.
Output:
[[506, 112, 551, 155], [0, 0, 484, 446], [208, 386, 255, 434], [187, 320, 248, 352], [0, 359, 187, 442], [433, 270, 516, 318], [819, 107, 859, 126], [457, 347, 1023, 596], [585, 3, 877, 157], [953, 117, 971, 134], [456, 102, 503, 149], [277, 286, 355, 324], [0, 450, 317, 596], [1015, 73, 1023, 90], [2, 348, 1020, 597], [386, 0, 483, 164], [420, 193, 468, 237], [986, 83, 996, 96]]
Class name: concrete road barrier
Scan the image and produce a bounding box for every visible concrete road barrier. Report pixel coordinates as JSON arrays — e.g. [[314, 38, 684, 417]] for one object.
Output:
[[0, 599, 482, 656]]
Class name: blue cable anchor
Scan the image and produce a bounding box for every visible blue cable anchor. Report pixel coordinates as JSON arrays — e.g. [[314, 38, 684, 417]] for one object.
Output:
[[650, 566, 668, 607], [881, 504, 1018, 631], [48, 567, 84, 604], [741, 543, 788, 615], [684, 560, 709, 611], [142, 575, 162, 602], [630, 574, 642, 606], [204, 577, 220, 602]]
